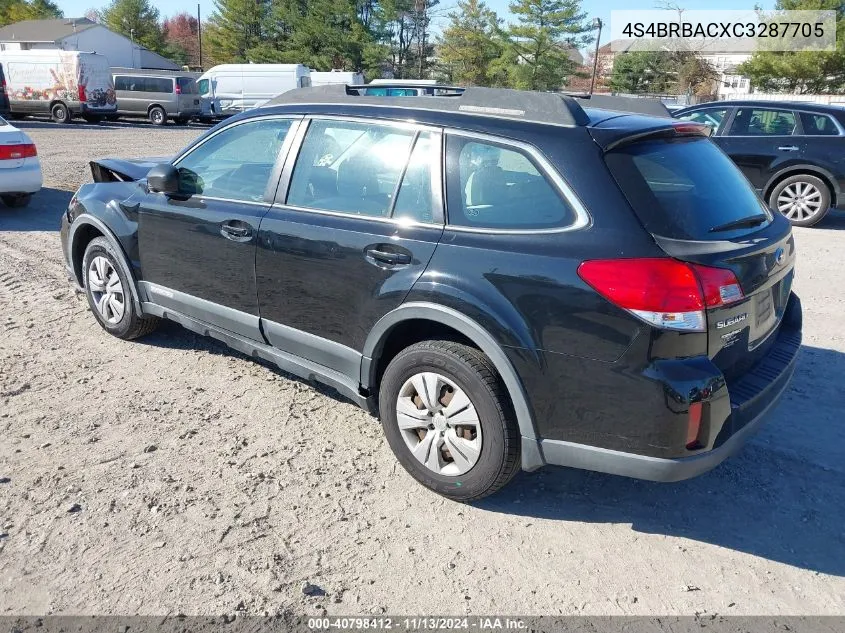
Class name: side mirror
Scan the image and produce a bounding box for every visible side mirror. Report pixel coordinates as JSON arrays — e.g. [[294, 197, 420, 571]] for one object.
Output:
[[147, 163, 180, 195]]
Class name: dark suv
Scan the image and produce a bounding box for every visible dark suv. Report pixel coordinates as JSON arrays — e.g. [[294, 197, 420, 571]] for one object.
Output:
[[674, 100, 845, 227], [61, 86, 802, 501]]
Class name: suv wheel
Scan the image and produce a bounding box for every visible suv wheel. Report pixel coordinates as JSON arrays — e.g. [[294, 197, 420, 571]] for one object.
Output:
[[149, 106, 167, 126], [770, 174, 831, 227], [82, 237, 160, 340], [378, 340, 520, 501], [51, 102, 70, 124], [1, 193, 32, 208]]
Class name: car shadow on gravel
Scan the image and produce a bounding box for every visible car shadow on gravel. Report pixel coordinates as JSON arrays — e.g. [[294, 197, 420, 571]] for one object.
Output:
[[478, 344, 845, 577], [0, 188, 71, 231], [137, 320, 358, 406]]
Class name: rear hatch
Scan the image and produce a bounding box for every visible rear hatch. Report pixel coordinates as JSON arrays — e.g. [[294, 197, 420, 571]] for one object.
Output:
[[601, 130, 795, 382]]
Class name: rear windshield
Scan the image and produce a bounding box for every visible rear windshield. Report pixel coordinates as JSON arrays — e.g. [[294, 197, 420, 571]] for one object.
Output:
[[177, 77, 198, 94], [604, 137, 771, 240]]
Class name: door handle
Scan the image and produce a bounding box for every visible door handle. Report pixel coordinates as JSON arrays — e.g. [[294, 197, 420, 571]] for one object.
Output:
[[365, 247, 411, 266], [220, 222, 253, 240], [778, 146, 799, 152]]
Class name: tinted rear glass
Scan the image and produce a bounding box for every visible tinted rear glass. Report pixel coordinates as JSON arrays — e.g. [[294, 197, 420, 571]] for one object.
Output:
[[604, 137, 770, 240]]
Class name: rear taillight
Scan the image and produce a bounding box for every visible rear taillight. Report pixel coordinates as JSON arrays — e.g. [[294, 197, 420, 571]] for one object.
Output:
[[175, 85, 182, 95], [78, 84, 87, 102], [1, 78, 6, 95], [577, 258, 744, 332], [0, 143, 37, 160]]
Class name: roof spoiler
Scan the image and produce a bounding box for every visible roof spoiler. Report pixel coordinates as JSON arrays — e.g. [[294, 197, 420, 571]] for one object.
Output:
[[591, 121, 712, 151]]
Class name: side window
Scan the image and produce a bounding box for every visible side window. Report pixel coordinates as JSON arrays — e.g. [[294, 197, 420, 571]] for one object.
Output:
[[729, 109, 797, 136], [145, 77, 173, 93], [393, 132, 436, 223], [676, 108, 727, 131], [114, 76, 130, 91], [445, 136, 575, 230], [287, 119, 415, 217], [174, 118, 294, 202], [799, 112, 840, 136]]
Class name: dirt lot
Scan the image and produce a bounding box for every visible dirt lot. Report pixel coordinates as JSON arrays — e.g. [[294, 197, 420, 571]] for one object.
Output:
[[0, 119, 844, 617]]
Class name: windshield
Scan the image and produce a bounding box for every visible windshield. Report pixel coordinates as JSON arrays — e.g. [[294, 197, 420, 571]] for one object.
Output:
[[604, 137, 771, 240]]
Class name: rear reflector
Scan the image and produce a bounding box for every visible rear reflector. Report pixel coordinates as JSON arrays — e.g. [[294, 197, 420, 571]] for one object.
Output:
[[577, 258, 744, 332], [0, 143, 37, 160], [686, 401, 703, 449]]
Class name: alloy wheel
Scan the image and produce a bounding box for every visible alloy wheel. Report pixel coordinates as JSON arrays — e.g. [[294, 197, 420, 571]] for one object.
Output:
[[777, 181, 824, 222], [87, 256, 125, 324], [395, 372, 483, 476]]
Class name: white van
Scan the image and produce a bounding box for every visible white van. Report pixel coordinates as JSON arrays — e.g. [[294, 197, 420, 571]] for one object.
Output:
[[0, 50, 116, 123], [365, 79, 439, 96], [197, 64, 311, 118], [310, 70, 365, 87]]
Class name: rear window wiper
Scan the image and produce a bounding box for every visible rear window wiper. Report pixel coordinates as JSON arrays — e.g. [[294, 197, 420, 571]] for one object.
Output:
[[709, 214, 768, 233]]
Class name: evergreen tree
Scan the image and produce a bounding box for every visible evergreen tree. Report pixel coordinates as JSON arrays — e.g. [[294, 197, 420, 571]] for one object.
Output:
[[1, 0, 61, 25], [101, 0, 164, 53], [500, 0, 590, 90], [206, 0, 271, 63], [438, 0, 502, 86], [738, 0, 845, 94]]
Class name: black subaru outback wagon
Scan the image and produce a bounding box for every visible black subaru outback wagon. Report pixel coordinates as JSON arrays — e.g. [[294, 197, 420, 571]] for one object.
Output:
[[61, 86, 802, 501]]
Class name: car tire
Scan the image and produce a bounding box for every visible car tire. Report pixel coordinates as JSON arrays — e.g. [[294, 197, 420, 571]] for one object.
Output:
[[83, 115, 103, 124], [1, 193, 32, 208], [769, 174, 831, 227], [105, 114, 119, 122], [378, 340, 520, 501], [51, 102, 70, 124], [149, 106, 167, 126], [82, 237, 160, 340]]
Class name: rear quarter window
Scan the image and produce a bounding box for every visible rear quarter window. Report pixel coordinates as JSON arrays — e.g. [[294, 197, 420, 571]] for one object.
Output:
[[604, 137, 771, 240], [445, 135, 577, 230]]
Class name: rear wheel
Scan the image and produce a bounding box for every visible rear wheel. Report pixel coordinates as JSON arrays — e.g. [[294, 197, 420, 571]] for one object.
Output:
[[149, 106, 167, 126], [769, 174, 831, 227], [82, 237, 160, 340], [1, 193, 32, 208], [51, 102, 70, 124], [378, 340, 520, 501]]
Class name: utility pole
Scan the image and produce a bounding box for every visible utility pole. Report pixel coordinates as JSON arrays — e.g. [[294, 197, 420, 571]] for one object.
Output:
[[589, 17, 603, 95], [197, 3, 203, 69]]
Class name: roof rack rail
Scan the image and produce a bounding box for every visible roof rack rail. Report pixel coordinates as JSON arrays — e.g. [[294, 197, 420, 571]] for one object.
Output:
[[268, 84, 592, 126], [564, 93, 672, 118], [347, 83, 465, 94]]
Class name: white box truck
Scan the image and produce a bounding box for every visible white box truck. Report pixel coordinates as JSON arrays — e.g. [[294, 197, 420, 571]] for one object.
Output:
[[310, 70, 365, 87], [197, 64, 311, 118], [0, 50, 116, 123]]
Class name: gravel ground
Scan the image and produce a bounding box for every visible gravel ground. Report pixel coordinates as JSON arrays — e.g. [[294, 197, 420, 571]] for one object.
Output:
[[0, 119, 844, 617]]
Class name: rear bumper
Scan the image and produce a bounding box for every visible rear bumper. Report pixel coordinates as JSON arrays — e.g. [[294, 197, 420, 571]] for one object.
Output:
[[0, 159, 42, 194], [529, 294, 802, 481]]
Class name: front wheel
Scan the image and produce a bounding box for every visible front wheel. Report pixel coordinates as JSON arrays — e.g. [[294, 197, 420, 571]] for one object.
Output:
[[82, 237, 160, 340], [1, 193, 32, 208], [769, 174, 831, 227], [378, 340, 520, 501]]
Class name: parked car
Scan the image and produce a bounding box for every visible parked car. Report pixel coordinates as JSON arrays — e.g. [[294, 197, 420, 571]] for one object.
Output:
[[110, 69, 202, 126], [0, 50, 116, 123], [197, 64, 311, 118], [0, 114, 42, 207], [60, 86, 801, 501], [0, 63, 10, 117], [674, 100, 845, 227], [310, 70, 365, 87]]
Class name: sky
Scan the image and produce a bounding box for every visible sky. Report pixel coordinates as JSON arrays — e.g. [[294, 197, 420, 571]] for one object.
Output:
[[57, 0, 777, 47]]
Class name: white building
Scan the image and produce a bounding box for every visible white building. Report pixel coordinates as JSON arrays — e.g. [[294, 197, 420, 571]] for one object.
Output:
[[0, 18, 179, 70]]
